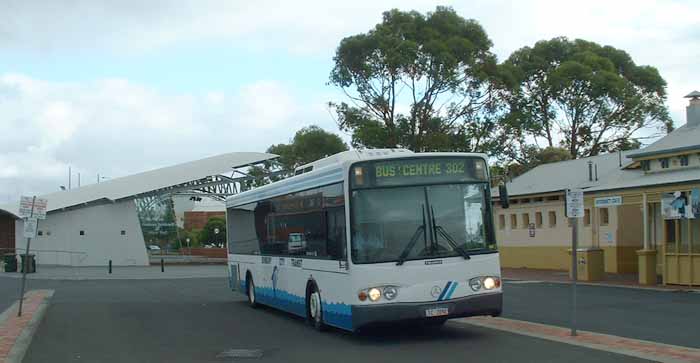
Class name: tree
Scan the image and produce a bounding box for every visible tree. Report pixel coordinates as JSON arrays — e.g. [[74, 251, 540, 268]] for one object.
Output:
[[198, 217, 226, 248], [330, 6, 509, 153], [502, 37, 672, 159], [242, 126, 348, 189], [267, 126, 348, 170]]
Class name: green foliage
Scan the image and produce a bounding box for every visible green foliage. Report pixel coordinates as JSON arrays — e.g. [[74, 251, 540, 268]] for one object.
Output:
[[267, 126, 348, 170], [330, 6, 509, 153], [177, 228, 201, 248], [198, 217, 226, 248], [502, 37, 671, 158], [243, 126, 348, 189]]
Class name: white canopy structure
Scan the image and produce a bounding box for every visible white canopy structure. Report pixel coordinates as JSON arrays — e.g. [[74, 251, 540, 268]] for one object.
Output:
[[0, 152, 276, 266]]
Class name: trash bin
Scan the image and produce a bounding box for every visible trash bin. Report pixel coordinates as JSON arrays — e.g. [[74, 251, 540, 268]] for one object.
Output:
[[20, 254, 36, 273], [3, 254, 17, 272]]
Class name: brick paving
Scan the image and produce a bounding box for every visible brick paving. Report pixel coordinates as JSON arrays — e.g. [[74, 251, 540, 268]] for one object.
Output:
[[0, 290, 51, 363], [460, 316, 700, 363]]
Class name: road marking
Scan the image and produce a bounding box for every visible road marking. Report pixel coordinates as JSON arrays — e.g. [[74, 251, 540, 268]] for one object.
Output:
[[456, 316, 700, 363], [0, 290, 54, 363], [217, 349, 264, 359]]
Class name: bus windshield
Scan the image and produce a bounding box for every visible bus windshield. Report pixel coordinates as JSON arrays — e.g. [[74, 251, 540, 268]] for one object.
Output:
[[351, 183, 494, 264]]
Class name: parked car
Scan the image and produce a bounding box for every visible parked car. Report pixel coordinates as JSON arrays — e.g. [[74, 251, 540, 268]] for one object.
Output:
[[287, 233, 307, 254], [147, 245, 161, 253]]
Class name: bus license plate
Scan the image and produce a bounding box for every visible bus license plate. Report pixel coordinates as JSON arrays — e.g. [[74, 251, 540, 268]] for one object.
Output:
[[425, 307, 449, 317]]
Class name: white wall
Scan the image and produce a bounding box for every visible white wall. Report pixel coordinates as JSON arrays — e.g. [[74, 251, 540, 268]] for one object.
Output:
[[15, 200, 148, 266]]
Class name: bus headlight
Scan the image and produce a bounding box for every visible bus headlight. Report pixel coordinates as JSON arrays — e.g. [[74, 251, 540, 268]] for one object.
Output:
[[368, 288, 382, 301], [483, 277, 497, 290], [469, 277, 482, 291], [470, 276, 501, 291], [383, 286, 398, 300]]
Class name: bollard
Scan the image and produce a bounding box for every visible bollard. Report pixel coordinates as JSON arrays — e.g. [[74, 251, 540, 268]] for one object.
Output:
[[161, 258, 164, 272], [109, 260, 112, 274]]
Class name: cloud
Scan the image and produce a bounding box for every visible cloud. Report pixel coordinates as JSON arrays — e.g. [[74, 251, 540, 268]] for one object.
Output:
[[0, 73, 331, 202]]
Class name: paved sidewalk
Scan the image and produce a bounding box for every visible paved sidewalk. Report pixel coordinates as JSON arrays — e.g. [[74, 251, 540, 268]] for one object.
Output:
[[502, 268, 699, 292], [0, 265, 228, 280], [458, 316, 700, 363], [0, 290, 53, 363]]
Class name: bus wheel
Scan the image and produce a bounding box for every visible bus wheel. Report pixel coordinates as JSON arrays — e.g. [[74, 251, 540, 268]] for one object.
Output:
[[247, 275, 257, 308], [307, 287, 326, 331]]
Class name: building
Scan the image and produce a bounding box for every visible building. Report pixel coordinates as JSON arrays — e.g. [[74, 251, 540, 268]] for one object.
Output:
[[494, 92, 700, 286], [0, 152, 274, 266], [183, 200, 226, 231]]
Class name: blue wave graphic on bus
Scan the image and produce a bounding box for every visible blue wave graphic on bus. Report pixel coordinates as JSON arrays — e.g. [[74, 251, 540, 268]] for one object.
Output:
[[253, 286, 352, 330]]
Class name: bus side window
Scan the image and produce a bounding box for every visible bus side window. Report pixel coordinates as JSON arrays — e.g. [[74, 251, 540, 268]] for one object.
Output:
[[326, 207, 347, 260]]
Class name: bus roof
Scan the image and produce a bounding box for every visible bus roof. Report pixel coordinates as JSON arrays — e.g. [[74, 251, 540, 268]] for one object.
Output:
[[225, 149, 488, 208]]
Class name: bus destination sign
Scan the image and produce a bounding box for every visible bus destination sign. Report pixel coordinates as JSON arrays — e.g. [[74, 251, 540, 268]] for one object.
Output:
[[367, 157, 485, 187]]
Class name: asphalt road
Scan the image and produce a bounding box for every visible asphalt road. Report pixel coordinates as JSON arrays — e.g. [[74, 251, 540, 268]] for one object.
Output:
[[503, 281, 700, 348], [0, 277, 655, 363]]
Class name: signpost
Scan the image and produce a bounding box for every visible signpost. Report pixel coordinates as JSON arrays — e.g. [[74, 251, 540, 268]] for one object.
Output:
[[566, 189, 584, 336], [17, 196, 48, 317]]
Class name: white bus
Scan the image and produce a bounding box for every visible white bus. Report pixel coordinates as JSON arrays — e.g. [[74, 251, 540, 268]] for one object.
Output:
[[226, 149, 503, 331]]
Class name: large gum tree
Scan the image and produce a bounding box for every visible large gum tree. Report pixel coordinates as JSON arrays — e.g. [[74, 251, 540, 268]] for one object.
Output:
[[502, 37, 672, 158], [330, 6, 509, 153]]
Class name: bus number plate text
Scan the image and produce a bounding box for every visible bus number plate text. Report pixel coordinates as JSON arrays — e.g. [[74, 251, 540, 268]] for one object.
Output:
[[425, 307, 449, 317]]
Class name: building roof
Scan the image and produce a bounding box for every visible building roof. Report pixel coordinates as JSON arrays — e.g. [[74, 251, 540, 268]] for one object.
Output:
[[0, 152, 275, 218], [494, 150, 637, 198], [627, 123, 700, 159], [585, 166, 700, 192]]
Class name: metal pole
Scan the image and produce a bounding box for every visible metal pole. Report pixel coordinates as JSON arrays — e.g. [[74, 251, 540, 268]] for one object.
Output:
[[571, 217, 578, 336], [18, 196, 36, 317], [109, 259, 112, 274], [161, 258, 164, 272], [642, 193, 649, 250]]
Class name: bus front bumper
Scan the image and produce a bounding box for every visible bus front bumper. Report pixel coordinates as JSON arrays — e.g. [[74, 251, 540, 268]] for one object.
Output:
[[351, 291, 502, 329]]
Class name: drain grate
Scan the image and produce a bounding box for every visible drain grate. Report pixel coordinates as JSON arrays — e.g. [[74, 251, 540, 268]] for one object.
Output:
[[217, 349, 264, 359]]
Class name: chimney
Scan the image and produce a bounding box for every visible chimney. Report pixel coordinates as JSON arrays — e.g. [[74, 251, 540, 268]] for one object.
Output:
[[685, 91, 700, 127]]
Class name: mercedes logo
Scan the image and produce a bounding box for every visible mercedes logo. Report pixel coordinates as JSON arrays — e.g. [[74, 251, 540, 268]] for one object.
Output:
[[430, 285, 442, 298]]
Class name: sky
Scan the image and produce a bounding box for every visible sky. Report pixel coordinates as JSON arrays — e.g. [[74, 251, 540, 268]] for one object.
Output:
[[1, 0, 698, 203]]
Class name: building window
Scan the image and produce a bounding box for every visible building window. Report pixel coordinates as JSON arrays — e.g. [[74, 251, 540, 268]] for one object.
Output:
[[584, 209, 591, 226], [510, 214, 518, 229], [641, 160, 650, 171], [535, 212, 543, 228], [600, 208, 609, 226], [121, 230, 126, 236], [522, 213, 530, 227], [660, 158, 669, 169], [79, 230, 85, 236], [37, 231, 43, 236], [680, 155, 689, 166], [498, 215, 506, 230], [548, 211, 557, 227]]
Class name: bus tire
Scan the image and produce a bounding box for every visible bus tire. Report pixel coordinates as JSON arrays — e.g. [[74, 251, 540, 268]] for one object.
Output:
[[246, 274, 257, 308], [307, 284, 326, 331]]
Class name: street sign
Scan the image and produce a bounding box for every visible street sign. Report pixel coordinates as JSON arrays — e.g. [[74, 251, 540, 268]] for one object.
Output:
[[594, 196, 622, 208], [23, 218, 38, 238], [566, 189, 584, 218], [18, 196, 48, 220]]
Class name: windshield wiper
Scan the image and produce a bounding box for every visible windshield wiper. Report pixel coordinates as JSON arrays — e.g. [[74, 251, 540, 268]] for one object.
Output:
[[430, 206, 471, 260], [396, 205, 427, 266]]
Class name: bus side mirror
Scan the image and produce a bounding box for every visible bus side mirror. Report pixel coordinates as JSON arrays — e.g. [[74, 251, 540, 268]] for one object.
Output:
[[499, 184, 510, 209]]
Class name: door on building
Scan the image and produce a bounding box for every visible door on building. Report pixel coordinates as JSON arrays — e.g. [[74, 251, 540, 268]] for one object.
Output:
[[0, 211, 16, 254], [663, 214, 700, 286]]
